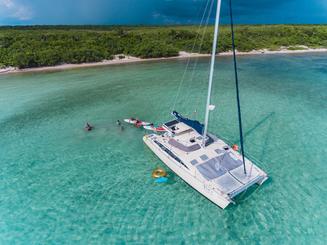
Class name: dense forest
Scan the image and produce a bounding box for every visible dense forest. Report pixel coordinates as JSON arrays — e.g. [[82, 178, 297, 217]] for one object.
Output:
[[0, 25, 326, 69]]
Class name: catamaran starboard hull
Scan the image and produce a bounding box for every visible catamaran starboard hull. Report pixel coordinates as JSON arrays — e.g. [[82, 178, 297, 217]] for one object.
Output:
[[143, 135, 232, 209]]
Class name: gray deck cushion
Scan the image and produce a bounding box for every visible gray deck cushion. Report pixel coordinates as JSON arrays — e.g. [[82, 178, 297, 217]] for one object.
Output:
[[168, 139, 201, 152]]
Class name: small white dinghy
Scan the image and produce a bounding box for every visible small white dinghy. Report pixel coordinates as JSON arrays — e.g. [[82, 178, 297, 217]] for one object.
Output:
[[143, 125, 167, 132], [124, 118, 150, 127]]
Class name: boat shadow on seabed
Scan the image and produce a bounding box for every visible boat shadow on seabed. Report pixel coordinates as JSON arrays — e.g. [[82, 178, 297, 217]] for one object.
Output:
[[232, 112, 276, 164]]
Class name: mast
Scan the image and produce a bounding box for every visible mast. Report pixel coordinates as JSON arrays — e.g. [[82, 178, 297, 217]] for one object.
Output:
[[229, 0, 247, 174], [202, 0, 222, 147]]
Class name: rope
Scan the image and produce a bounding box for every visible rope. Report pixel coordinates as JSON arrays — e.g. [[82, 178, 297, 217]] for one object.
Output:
[[171, 0, 212, 112], [229, 0, 247, 175], [188, 0, 215, 119], [154, 0, 212, 126]]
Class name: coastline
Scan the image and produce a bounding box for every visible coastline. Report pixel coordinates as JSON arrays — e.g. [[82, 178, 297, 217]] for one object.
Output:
[[1, 48, 327, 75]]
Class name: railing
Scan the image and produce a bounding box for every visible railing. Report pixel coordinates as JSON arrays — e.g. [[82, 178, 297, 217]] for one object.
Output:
[[150, 136, 233, 200], [153, 140, 189, 170]]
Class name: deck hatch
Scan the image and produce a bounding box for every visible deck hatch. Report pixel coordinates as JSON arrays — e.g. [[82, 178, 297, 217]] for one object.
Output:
[[200, 154, 209, 161], [190, 159, 198, 165], [164, 120, 179, 127], [168, 139, 201, 152], [215, 149, 225, 155]]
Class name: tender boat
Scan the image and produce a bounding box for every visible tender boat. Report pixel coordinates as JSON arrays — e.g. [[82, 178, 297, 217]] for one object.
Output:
[[143, 125, 167, 132], [124, 118, 150, 126]]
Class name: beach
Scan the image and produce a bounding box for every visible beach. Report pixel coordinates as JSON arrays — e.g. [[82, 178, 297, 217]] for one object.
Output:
[[1, 47, 327, 75]]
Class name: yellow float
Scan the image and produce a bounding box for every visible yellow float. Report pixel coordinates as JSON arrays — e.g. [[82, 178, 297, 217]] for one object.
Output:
[[152, 168, 167, 178]]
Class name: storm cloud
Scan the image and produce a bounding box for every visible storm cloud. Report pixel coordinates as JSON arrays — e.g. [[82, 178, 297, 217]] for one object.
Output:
[[0, 0, 326, 25]]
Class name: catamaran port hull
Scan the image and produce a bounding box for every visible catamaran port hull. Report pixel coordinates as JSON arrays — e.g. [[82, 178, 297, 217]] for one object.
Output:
[[144, 135, 232, 208]]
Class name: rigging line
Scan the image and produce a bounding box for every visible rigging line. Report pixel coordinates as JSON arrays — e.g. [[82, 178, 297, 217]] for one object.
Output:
[[171, 0, 212, 111], [229, 0, 247, 175], [171, 0, 211, 112], [188, 0, 215, 118]]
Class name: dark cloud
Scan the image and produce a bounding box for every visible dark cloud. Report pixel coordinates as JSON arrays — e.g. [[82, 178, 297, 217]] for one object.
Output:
[[1, 0, 326, 25], [150, 0, 272, 21], [151, 0, 327, 24]]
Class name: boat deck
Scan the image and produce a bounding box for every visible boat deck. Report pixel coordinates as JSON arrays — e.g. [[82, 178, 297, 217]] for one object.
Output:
[[155, 120, 267, 197]]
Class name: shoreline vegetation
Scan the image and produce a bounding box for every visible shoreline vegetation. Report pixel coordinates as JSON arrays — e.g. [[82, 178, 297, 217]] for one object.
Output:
[[1, 48, 327, 75], [1, 25, 327, 74]]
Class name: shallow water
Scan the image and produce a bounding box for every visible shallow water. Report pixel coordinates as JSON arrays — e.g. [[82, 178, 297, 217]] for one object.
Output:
[[0, 53, 326, 244]]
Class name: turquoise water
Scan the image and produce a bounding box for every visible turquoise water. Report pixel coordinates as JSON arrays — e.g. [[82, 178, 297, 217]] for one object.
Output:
[[0, 54, 326, 244]]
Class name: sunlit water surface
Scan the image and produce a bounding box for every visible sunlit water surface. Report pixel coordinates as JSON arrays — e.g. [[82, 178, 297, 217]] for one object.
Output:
[[0, 53, 326, 244]]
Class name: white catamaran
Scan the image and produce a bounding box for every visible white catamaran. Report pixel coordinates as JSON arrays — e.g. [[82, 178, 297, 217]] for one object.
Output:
[[143, 0, 268, 209]]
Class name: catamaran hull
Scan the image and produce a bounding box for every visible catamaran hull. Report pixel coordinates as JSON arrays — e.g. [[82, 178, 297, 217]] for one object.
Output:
[[143, 135, 232, 209]]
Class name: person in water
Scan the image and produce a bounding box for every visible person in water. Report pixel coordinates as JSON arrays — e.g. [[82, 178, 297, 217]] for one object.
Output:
[[135, 119, 142, 128], [116, 120, 124, 131], [85, 122, 93, 131]]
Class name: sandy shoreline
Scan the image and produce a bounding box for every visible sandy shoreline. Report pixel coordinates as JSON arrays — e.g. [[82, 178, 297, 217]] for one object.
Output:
[[1, 48, 327, 75]]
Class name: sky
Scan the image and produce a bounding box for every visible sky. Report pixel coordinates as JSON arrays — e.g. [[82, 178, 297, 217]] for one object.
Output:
[[0, 0, 327, 26]]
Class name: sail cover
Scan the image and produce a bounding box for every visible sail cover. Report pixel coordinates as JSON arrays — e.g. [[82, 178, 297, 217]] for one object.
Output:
[[172, 111, 204, 135]]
